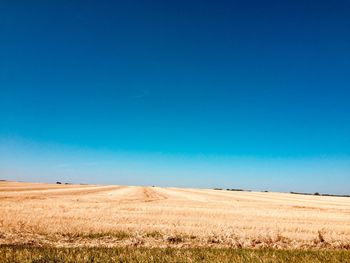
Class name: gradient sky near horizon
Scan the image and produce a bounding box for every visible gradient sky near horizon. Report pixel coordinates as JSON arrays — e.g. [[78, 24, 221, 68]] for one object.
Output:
[[1, 1, 350, 194]]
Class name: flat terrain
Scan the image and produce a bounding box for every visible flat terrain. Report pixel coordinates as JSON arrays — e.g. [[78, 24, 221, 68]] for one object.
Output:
[[0, 181, 349, 249]]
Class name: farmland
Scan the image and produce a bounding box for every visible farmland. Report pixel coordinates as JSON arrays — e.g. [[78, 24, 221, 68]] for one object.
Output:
[[1, 181, 349, 249], [1, 181, 350, 262]]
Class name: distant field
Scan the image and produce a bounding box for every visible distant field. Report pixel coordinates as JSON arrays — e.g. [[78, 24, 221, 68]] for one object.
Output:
[[0, 181, 349, 250]]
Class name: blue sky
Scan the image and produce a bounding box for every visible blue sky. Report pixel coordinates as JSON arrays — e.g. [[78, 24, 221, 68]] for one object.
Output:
[[1, 1, 349, 194]]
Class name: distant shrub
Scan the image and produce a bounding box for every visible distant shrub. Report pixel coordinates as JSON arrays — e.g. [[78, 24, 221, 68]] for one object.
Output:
[[56, 182, 62, 184], [314, 192, 320, 196], [166, 235, 183, 244]]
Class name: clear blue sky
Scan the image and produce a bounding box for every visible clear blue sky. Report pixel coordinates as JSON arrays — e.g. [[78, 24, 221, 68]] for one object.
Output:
[[1, 1, 349, 194]]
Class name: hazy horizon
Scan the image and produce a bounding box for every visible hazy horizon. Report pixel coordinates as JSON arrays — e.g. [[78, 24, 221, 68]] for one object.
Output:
[[1, 137, 349, 195]]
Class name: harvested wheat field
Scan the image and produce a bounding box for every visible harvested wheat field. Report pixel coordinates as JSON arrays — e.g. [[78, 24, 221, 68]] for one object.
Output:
[[0, 181, 350, 250]]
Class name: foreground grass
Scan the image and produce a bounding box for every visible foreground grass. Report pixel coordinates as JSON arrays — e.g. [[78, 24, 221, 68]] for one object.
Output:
[[1, 246, 350, 263]]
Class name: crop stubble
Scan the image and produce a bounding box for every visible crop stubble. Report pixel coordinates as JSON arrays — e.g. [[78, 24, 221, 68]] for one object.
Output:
[[0, 181, 349, 249]]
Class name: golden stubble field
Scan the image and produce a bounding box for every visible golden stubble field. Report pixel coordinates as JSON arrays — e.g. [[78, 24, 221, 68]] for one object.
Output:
[[0, 181, 349, 249]]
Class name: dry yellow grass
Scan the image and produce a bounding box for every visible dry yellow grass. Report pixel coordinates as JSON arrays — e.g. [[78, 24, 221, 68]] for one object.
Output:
[[0, 181, 349, 249]]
